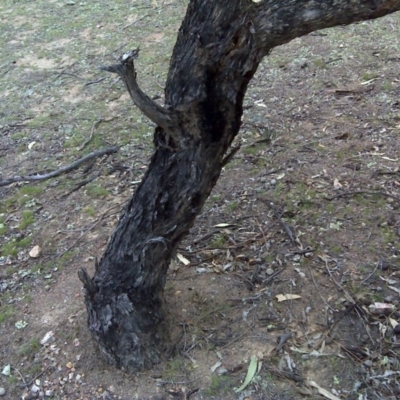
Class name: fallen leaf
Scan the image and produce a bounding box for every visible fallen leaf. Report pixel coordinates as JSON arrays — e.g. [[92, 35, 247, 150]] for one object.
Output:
[[276, 294, 302, 302], [333, 178, 342, 190], [15, 320, 28, 329], [389, 286, 400, 295], [360, 78, 377, 85], [381, 156, 398, 162], [276, 172, 285, 180], [309, 380, 341, 400], [176, 253, 190, 265], [379, 276, 397, 285], [40, 331, 54, 345], [210, 361, 222, 372], [234, 356, 258, 392], [1, 365, 10, 376], [213, 223, 236, 228], [389, 318, 398, 329]]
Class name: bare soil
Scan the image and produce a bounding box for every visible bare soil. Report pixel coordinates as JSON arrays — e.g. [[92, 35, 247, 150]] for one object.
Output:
[[1, 1, 400, 399]]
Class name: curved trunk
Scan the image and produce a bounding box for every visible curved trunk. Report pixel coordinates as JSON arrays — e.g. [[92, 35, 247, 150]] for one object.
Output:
[[79, 0, 260, 371], [79, 0, 400, 371]]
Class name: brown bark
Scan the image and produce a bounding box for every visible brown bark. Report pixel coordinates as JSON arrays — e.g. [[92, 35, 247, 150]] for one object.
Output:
[[79, 0, 400, 371]]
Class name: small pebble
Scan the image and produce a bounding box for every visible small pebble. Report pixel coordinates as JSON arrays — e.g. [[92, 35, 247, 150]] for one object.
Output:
[[0, 387, 5, 396], [217, 367, 228, 375], [364, 359, 373, 368], [266, 268, 274, 276]]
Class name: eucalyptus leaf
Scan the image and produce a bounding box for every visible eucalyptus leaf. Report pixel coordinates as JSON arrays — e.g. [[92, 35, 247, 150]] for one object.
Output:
[[234, 355, 258, 392]]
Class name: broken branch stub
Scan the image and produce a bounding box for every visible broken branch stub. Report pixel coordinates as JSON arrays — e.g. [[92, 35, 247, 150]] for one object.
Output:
[[101, 49, 183, 149]]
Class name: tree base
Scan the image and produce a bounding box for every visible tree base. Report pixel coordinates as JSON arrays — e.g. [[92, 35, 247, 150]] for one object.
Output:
[[79, 268, 171, 371]]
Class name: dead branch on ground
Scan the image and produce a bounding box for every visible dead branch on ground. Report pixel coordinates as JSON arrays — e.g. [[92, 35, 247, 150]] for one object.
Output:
[[0, 147, 117, 187]]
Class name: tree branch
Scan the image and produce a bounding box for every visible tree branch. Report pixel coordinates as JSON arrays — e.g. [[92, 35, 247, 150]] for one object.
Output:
[[254, 0, 400, 55], [0, 147, 117, 187], [101, 49, 182, 147]]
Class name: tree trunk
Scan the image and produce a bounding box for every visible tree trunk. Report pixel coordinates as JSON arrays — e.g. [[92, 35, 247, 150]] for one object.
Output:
[[78, 0, 400, 371]]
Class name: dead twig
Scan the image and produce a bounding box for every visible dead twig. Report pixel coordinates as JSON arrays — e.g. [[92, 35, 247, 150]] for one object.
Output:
[[122, 14, 150, 30], [16, 365, 52, 388], [84, 77, 107, 86], [219, 327, 251, 349], [228, 268, 285, 302], [78, 119, 104, 151], [53, 62, 77, 80], [59, 172, 100, 199], [275, 331, 294, 352], [308, 266, 336, 313], [324, 190, 400, 204], [55, 71, 84, 80], [259, 198, 296, 243], [360, 260, 380, 285], [11, 366, 27, 387], [0, 147, 117, 187], [313, 303, 357, 350], [221, 145, 241, 167], [324, 259, 356, 304], [264, 366, 304, 384]]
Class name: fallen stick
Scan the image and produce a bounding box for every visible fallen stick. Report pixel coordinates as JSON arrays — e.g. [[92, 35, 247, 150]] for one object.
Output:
[[0, 146, 117, 187]]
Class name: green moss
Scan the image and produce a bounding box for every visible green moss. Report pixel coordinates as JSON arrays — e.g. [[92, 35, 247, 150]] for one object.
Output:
[[325, 203, 334, 213], [226, 201, 238, 212], [86, 185, 109, 198], [19, 237, 32, 247], [361, 71, 380, 82], [1, 241, 19, 257], [242, 146, 260, 155], [19, 186, 43, 197], [0, 222, 5, 236], [7, 375, 18, 385], [83, 206, 96, 217], [18, 338, 41, 357], [0, 306, 15, 324], [210, 235, 226, 248], [163, 359, 183, 379], [382, 80, 392, 91], [19, 210, 35, 230], [1, 236, 32, 257], [31, 264, 42, 273], [26, 114, 52, 128], [206, 375, 233, 397], [313, 58, 327, 69], [211, 194, 222, 202]]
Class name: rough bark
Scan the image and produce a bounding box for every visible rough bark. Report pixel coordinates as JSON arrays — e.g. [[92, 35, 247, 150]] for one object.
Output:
[[79, 0, 400, 371]]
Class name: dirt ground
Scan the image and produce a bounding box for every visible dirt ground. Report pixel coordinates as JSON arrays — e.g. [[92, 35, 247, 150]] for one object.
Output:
[[1, 1, 400, 399]]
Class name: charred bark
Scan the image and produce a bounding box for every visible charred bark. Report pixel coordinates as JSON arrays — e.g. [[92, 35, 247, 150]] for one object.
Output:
[[79, 0, 400, 371]]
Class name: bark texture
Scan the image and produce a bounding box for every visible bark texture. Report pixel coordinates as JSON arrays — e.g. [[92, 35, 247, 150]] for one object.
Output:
[[79, 0, 400, 371]]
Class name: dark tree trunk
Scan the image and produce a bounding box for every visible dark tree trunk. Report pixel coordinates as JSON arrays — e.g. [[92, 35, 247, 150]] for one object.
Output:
[[78, 0, 400, 371]]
